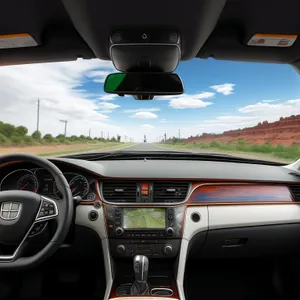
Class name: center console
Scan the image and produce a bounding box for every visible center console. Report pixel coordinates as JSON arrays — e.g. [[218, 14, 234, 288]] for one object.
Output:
[[104, 204, 184, 299], [105, 205, 184, 258]]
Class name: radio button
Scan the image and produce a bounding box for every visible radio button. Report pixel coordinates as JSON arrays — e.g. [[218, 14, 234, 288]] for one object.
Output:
[[168, 215, 174, 221], [164, 245, 173, 255], [166, 227, 175, 236], [117, 244, 126, 254], [116, 227, 124, 236]]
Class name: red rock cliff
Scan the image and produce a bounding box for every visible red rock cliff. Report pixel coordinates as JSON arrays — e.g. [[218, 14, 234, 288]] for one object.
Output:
[[185, 115, 300, 146]]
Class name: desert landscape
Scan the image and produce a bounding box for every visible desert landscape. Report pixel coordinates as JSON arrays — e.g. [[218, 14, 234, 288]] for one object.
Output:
[[185, 115, 300, 146], [161, 115, 300, 162]]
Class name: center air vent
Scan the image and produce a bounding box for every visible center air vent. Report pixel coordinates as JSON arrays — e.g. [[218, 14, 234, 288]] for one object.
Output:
[[102, 181, 137, 203], [153, 181, 189, 203], [289, 185, 300, 202]]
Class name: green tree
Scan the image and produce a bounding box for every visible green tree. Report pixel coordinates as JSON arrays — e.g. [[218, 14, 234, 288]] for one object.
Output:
[[31, 130, 42, 140], [15, 126, 28, 136], [210, 140, 220, 148], [56, 134, 65, 142], [0, 123, 15, 137], [69, 135, 79, 141], [43, 133, 53, 142], [0, 133, 9, 144], [11, 134, 23, 144], [23, 135, 35, 145]]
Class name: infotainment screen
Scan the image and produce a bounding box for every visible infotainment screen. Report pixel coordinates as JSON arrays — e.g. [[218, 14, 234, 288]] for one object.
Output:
[[123, 208, 166, 229]]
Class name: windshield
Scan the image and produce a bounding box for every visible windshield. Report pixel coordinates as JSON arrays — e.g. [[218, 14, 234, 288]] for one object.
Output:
[[0, 58, 299, 163]]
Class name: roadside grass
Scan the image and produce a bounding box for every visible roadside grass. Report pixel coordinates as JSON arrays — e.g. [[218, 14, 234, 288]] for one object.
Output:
[[38, 143, 134, 157], [157, 140, 300, 163]]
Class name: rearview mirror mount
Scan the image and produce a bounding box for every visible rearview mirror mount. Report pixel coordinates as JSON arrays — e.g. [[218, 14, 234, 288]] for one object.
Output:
[[104, 72, 184, 100]]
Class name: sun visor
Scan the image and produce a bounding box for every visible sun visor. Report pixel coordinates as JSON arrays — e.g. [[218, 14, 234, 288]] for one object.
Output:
[[0, 33, 38, 49]]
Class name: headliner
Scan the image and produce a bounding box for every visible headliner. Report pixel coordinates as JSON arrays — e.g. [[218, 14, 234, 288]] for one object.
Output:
[[0, 0, 300, 72]]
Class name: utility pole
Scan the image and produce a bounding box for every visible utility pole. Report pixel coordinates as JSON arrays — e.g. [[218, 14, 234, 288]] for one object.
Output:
[[101, 131, 103, 138], [59, 120, 68, 137], [164, 132, 167, 142], [107, 132, 109, 139], [37, 98, 40, 132], [89, 128, 91, 138], [179, 129, 181, 139]]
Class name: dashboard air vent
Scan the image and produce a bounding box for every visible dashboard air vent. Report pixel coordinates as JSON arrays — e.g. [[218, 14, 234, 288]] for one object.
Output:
[[102, 181, 137, 203], [153, 181, 189, 203], [289, 185, 300, 202]]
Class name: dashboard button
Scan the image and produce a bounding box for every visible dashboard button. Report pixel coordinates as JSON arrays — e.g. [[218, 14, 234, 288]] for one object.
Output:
[[88, 210, 98, 221], [116, 227, 124, 236]]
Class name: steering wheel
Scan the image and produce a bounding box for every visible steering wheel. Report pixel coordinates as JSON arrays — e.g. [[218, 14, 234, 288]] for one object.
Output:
[[0, 154, 73, 270]]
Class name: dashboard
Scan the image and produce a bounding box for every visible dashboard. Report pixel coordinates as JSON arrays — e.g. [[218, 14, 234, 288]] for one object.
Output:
[[1, 157, 300, 300]]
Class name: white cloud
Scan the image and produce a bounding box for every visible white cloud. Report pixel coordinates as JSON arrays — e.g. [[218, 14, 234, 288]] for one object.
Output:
[[210, 83, 235, 95], [97, 102, 120, 110], [156, 92, 214, 109], [262, 99, 279, 103], [238, 99, 300, 121], [98, 110, 113, 114], [203, 116, 258, 124], [85, 67, 114, 83], [140, 124, 155, 129], [124, 108, 160, 113], [169, 98, 213, 109], [157, 92, 215, 101], [160, 118, 167, 123], [99, 94, 118, 101], [130, 112, 158, 119]]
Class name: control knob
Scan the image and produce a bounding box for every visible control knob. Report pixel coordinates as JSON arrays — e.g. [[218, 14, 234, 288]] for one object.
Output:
[[117, 244, 126, 254], [115, 227, 124, 236], [164, 245, 173, 255], [166, 227, 175, 236]]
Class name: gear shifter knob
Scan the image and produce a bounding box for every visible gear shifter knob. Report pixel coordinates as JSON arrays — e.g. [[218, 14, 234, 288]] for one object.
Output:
[[133, 255, 149, 282]]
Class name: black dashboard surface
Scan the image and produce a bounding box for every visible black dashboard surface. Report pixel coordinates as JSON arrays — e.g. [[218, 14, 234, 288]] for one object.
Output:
[[52, 158, 298, 183], [0, 158, 299, 188]]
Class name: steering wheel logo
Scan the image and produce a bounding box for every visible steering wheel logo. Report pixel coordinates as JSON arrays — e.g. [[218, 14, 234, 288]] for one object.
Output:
[[0, 202, 21, 220]]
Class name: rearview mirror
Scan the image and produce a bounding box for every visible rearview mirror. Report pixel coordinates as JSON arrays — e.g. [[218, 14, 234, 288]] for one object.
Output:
[[104, 73, 184, 98]]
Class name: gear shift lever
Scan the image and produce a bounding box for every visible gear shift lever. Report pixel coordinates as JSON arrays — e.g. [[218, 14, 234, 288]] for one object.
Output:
[[131, 255, 150, 295]]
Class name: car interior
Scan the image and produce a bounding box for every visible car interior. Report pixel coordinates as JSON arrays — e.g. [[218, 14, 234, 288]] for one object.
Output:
[[1, 1, 300, 300]]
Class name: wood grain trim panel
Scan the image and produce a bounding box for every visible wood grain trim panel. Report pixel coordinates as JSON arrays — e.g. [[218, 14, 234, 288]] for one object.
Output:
[[187, 184, 294, 205], [0, 160, 24, 168]]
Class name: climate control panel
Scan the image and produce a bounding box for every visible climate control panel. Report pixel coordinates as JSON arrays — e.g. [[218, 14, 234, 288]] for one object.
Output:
[[110, 239, 181, 258]]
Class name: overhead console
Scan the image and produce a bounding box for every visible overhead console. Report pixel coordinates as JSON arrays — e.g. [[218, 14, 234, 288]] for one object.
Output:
[[109, 29, 181, 72]]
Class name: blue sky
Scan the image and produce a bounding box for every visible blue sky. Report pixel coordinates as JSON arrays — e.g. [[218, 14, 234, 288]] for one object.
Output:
[[1, 58, 300, 142]]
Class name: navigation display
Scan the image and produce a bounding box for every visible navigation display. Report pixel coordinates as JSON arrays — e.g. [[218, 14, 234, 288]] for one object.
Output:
[[123, 208, 166, 229]]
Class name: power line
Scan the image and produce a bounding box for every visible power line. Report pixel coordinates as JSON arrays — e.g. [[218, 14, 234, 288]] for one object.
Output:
[[59, 120, 68, 137]]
